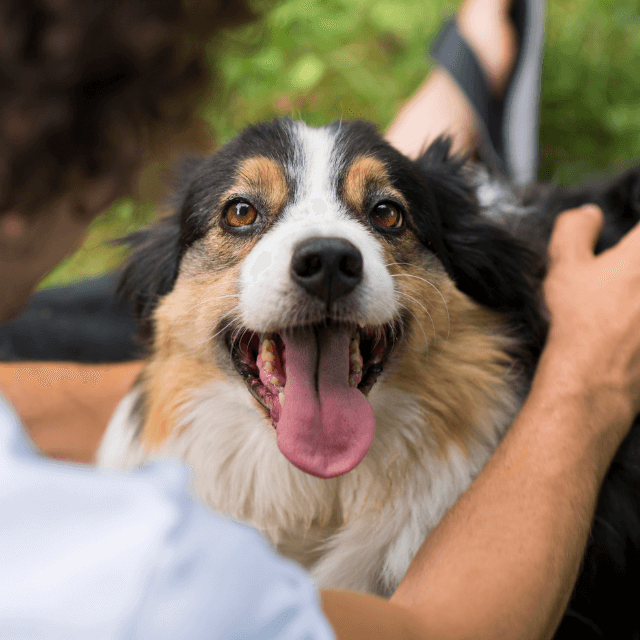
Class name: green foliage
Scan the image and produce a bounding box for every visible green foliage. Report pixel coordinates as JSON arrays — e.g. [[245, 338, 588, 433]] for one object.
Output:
[[210, 0, 449, 138], [541, 0, 640, 182], [43, 0, 640, 288]]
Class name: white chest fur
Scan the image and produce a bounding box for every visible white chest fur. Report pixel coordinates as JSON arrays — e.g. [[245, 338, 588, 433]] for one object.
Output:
[[98, 376, 521, 596]]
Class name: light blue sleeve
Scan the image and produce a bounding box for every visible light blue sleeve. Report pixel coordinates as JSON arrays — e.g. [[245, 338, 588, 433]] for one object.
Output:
[[0, 393, 336, 640], [130, 496, 337, 640]]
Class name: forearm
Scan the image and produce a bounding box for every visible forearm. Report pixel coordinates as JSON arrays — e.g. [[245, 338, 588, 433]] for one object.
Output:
[[0, 360, 144, 462], [322, 344, 630, 640], [389, 342, 631, 640]]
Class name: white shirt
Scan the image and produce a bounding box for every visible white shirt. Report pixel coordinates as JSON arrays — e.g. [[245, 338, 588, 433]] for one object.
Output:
[[0, 393, 336, 640]]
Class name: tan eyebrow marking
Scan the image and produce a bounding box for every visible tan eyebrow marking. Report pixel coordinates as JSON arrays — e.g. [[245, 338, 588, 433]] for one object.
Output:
[[343, 155, 408, 213], [223, 156, 289, 215]]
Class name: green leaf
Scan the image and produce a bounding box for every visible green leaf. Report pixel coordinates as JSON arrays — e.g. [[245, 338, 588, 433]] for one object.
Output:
[[289, 53, 326, 90]]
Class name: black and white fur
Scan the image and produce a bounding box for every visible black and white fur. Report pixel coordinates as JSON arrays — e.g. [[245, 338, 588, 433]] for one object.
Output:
[[99, 119, 640, 639]]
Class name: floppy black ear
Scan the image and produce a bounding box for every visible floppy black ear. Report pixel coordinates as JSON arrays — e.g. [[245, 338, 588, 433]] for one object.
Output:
[[109, 156, 211, 345], [413, 138, 546, 356], [111, 213, 182, 345], [548, 164, 640, 254], [592, 165, 640, 253], [520, 164, 640, 267], [599, 165, 640, 220]]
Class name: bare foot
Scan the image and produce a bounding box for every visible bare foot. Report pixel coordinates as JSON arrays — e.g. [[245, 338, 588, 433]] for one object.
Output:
[[457, 0, 517, 98]]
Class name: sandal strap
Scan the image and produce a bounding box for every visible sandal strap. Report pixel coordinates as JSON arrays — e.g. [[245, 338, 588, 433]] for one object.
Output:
[[429, 18, 506, 175]]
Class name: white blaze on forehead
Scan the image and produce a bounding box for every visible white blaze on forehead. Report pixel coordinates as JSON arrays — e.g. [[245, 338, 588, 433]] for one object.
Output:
[[289, 122, 341, 220], [239, 121, 398, 332], [311, 198, 327, 215], [297, 125, 334, 185]]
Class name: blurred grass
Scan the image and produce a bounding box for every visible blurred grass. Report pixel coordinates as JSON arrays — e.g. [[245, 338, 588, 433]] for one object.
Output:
[[41, 0, 640, 289]]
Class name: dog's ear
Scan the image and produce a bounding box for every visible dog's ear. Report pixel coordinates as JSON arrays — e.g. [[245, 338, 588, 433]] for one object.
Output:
[[413, 137, 546, 354], [594, 165, 640, 253], [108, 157, 208, 344], [111, 214, 182, 345], [540, 165, 640, 254], [439, 210, 543, 314], [414, 137, 542, 310]]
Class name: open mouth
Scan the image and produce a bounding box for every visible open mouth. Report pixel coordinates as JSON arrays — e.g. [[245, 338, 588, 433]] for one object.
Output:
[[226, 321, 398, 478]]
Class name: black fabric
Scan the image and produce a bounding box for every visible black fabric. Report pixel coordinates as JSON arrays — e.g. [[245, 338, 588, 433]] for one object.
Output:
[[429, 17, 506, 174], [429, 0, 535, 180], [0, 274, 143, 363]]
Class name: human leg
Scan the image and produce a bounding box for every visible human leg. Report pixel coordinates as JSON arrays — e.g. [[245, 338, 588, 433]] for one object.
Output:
[[386, 0, 544, 187]]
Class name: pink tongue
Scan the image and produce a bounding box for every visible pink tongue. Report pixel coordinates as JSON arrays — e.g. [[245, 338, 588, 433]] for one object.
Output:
[[276, 326, 375, 478]]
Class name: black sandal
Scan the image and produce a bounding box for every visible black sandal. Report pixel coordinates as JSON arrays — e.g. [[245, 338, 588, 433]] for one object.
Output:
[[430, 0, 545, 185]]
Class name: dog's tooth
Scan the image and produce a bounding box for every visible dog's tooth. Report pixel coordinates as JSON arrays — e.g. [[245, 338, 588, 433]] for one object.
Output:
[[264, 361, 274, 373], [279, 391, 285, 407], [270, 376, 280, 386], [262, 351, 275, 362]]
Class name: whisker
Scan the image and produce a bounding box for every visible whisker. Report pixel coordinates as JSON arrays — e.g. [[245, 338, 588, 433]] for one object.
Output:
[[395, 299, 429, 356], [191, 313, 239, 348], [183, 294, 241, 346], [168, 281, 238, 339], [390, 272, 450, 343], [223, 321, 250, 369], [231, 325, 252, 351], [395, 290, 436, 344], [383, 260, 416, 269]]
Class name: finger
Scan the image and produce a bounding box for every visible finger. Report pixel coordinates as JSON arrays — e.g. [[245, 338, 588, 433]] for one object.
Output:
[[548, 205, 605, 265]]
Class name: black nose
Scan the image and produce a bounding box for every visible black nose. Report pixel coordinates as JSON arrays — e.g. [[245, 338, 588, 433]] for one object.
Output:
[[291, 237, 363, 305]]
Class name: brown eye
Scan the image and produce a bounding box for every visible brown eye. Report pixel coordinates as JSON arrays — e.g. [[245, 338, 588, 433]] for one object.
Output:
[[370, 202, 403, 229], [224, 201, 258, 228]]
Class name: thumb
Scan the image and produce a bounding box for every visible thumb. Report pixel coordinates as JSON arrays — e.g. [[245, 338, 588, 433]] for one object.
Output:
[[548, 205, 605, 265]]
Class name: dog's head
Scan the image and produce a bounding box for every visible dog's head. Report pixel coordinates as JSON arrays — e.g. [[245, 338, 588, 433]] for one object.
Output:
[[118, 119, 543, 478]]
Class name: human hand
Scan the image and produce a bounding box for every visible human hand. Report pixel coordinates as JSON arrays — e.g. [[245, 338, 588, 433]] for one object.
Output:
[[541, 204, 640, 445]]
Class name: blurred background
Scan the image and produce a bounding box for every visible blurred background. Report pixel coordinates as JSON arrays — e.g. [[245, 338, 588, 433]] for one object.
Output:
[[41, 0, 640, 289]]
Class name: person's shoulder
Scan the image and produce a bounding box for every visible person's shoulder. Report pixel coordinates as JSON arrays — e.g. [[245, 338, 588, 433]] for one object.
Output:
[[131, 491, 337, 639], [0, 399, 189, 637], [0, 398, 335, 639]]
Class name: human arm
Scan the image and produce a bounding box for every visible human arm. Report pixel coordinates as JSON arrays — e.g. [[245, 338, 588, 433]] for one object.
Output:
[[320, 358, 630, 640], [320, 384, 618, 640], [320, 205, 640, 640], [0, 360, 144, 462], [2, 206, 637, 640]]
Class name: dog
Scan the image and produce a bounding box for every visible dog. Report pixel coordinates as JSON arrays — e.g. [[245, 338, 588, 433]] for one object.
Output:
[[98, 118, 640, 639]]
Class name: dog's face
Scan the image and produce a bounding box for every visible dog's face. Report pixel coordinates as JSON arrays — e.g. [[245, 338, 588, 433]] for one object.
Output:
[[121, 119, 542, 479]]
